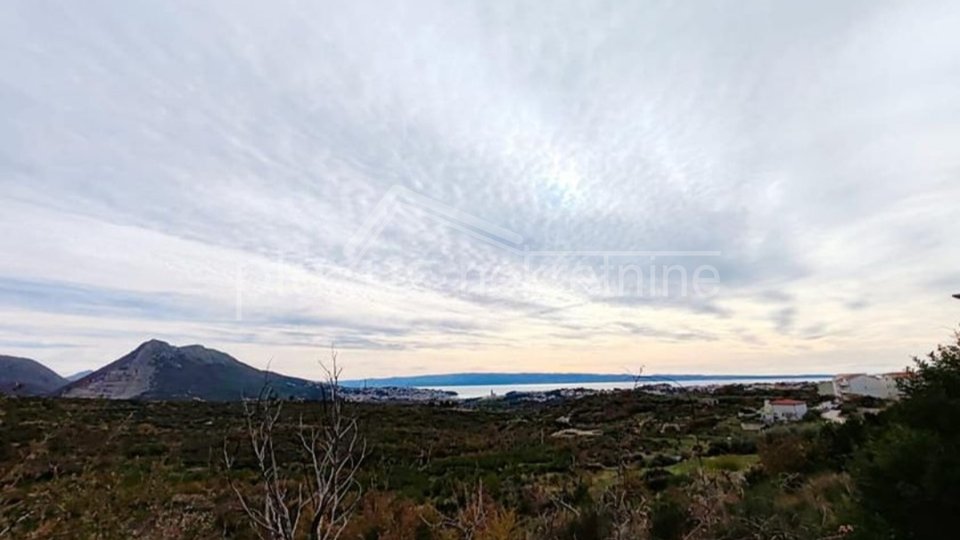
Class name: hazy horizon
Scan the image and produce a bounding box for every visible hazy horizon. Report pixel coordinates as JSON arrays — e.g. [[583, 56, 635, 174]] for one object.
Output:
[[2, 1, 959, 378]]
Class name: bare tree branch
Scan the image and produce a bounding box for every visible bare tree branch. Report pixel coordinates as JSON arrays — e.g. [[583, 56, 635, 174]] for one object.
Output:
[[224, 345, 367, 540]]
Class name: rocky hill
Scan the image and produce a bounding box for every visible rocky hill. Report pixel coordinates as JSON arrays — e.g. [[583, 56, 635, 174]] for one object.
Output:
[[0, 355, 68, 396], [59, 340, 329, 401]]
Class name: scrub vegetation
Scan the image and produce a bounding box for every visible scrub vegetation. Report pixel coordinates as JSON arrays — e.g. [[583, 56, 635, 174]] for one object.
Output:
[[2, 333, 958, 539]]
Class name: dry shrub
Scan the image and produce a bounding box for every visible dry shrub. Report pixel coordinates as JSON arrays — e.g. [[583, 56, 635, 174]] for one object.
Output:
[[683, 470, 745, 540], [758, 432, 813, 475], [430, 482, 524, 540], [777, 472, 854, 531], [344, 490, 437, 540]]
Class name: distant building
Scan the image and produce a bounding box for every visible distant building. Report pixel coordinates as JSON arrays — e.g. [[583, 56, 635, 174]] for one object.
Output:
[[761, 399, 808, 423], [881, 372, 912, 396], [819, 372, 910, 401]]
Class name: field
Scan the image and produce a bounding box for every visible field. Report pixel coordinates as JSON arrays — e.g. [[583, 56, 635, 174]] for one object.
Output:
[[0, 384, 849, 539]]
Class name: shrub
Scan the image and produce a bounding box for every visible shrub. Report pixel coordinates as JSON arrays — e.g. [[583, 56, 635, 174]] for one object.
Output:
[[758, 431, 813, 475], [850, 332, 960, 539], [649, 492, 690, 540]]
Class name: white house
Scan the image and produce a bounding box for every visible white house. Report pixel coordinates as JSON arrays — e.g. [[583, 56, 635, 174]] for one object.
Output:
[[820, 372, 910, 401], [761, 399, 808, 423], [845, 374, 887, 398], [879, 372, 911, 399]]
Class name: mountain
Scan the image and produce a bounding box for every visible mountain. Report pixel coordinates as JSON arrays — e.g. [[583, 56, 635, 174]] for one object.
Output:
[[66, 370, 94, 382], [0, 355, 68, 396], [341, 372, 831, 388], [60, 340, 329, 401]]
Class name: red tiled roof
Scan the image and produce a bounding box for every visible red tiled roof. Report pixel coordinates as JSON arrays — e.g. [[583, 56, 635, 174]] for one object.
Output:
[[770, 399, 806, 406]]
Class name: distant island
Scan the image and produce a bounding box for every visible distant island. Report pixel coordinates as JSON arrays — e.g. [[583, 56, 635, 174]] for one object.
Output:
[[340, 372, 830, 388]]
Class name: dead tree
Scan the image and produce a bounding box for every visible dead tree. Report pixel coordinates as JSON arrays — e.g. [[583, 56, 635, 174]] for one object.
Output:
[[224, 386, 302, 540], [225, 347, 366, 540], [300, 348, 366, 540]]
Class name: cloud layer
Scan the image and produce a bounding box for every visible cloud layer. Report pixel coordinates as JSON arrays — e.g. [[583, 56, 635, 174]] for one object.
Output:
[[1, 0, 958, 377]]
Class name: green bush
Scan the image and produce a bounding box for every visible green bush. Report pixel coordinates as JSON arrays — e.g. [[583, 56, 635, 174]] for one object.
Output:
[[851, 333, 960, 539], [649, 492, 690, 540]]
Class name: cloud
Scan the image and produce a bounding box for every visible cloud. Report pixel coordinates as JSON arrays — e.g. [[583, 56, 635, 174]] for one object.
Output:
[[771, 307, 797, 335], [0, 340, 86, 350], [0, 277, 223, 321]]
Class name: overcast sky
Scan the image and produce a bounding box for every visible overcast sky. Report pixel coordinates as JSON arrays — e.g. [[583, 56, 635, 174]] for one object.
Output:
[[1, 0, 958, 378]]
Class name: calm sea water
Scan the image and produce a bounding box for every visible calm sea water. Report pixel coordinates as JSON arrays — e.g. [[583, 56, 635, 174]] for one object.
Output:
[[425, 377, 829, 399]]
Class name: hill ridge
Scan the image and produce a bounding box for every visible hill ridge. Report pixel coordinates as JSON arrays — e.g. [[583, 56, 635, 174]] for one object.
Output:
[[0, 355, 68, 396], [60, 340, 328, 401]]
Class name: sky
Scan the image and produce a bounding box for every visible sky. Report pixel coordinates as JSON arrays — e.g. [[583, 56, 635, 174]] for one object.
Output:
[[1, 0, 959, 379]]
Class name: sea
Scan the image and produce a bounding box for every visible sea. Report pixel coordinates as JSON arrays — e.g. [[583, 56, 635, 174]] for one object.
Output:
[[423, 377, 830, 399]]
